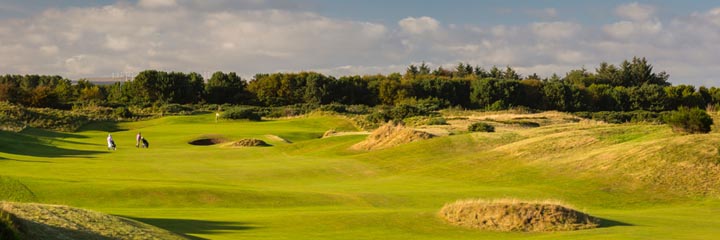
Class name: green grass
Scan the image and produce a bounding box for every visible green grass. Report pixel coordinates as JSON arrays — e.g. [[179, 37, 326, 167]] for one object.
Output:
[[1, 113, 720, 239]]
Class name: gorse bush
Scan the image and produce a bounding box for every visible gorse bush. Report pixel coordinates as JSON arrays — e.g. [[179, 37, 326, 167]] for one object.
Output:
[[468, 122, 495, 132], [664, 107, 713, 133], [222, 107, 261, 121]]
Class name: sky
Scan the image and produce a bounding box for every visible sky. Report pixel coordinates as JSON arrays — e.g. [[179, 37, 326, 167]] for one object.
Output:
[[0, 0, 719, 86]]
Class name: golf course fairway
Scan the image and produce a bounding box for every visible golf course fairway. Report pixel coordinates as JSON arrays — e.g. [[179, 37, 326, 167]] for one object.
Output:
[[1, 113, 719, 239]]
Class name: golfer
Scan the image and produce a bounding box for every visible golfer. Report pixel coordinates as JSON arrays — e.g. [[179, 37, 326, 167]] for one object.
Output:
[[136, 132, 142, 148], [107, 134, 116, 150]]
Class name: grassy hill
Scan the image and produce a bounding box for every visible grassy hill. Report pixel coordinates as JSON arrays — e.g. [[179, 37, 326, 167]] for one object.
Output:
[[0, 112, 719, 239]]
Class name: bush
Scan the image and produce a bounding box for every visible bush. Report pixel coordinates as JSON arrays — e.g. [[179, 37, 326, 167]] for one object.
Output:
[[366, 111, 391, 124], [222, 107, 261, 121], [0, 102, 95, 132], [574, 111, 664, 124], [389, 104, 428, 121], [486, 100, 508, 111], [664, 107, 713, 133], [427, 117, 448, 125], [113, 107, 132, 119], [468, 122, 495, 132], [318, 103, 347, 113], [161, 104, 193, 115], [345, 104, 372, 114]]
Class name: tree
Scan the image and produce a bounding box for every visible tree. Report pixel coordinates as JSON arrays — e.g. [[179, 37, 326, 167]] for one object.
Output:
[[489, 66, 503, 79], [503, 66, 520, 80], [79, 85, 104, 104], [28, 85, 58, 108], [418, 62, 431, 75], [206, 71, 247, 104], [405, 64, 419, 79], [564, 68, 595, 88], [470, 78, 519, 109]]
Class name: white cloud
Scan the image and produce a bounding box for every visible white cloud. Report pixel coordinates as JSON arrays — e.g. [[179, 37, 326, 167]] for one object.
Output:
[[138, 0, 177, 8], [616, 2, 656, 21], [604, 20, 662, 39], [398, 16, 440, 34], [40, 45, 58, 55], [104, 35, 131, 51], [64, 55, 96, 75], [527, 8, 558, 18], [531, 22, 581, 39]]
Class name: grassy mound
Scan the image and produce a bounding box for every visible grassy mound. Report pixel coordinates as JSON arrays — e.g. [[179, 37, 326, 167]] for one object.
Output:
[[0, 202, 187, 240], [188, 135, 228, 146], [231, 138, 270, 147], [351, 121, 434, 150], [439, 199, 598, 232]]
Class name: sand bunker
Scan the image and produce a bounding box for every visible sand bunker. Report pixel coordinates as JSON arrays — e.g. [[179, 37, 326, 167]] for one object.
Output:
[[230, 138, 270, 147], [439, 199, 599, 232], [351, 121, 434, 150], [188, 135, 228, 146], [1, 202, 186, 240]]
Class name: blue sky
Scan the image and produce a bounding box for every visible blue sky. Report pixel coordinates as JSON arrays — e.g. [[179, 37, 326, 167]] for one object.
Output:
[[1, 0, 719, 85]]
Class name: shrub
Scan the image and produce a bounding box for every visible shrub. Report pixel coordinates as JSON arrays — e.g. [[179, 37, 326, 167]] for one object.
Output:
[[113, 107, 132, 119], [222, 107, 261, 121], [389, 104, 428, 121], [574, 111, 664, 124], [161, 104, 193, 115], [318, 103, 347, 113], [427, 117, 448, 125], [345, 104, 372, 114], [468, 122, 495, 132], [664, 107, 713, 133], [366, 111, 390, 124], [486, 100, 508, 111]]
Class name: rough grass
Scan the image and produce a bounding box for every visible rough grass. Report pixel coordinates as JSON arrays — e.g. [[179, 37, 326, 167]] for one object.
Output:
[[351, 121, 434, 150], [439, 198, 599, 232], [1, 202, 186, 240], [229, 139, 270, 147], [1, 113, 720, 239]]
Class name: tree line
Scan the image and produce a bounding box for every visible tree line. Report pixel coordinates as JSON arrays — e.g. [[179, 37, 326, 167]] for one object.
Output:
[[2, 57, 720, 112]]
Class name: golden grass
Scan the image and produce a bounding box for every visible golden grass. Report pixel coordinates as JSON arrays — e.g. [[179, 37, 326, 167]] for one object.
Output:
[[439, 198, 598, 232], [0, 202, 186, 240], [228, 138, 270, 147], [351, 121, 434, 150]]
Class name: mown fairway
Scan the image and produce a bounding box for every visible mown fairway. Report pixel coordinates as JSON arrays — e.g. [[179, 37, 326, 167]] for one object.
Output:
[[1, 113, 720, 239]]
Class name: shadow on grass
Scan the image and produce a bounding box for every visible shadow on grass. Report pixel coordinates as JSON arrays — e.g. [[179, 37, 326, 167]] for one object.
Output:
[[20, 128, 89, 139], [125, 217, 259, 240], [77, 121, 128, 132], [597, 217, 633, 228], [0, 130, 104, 158]]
